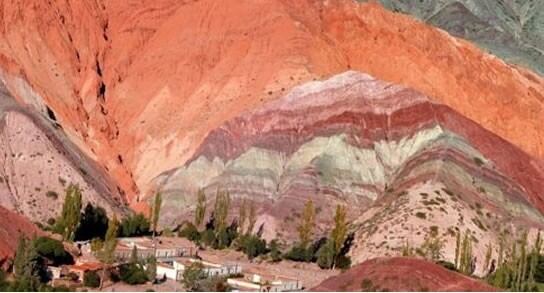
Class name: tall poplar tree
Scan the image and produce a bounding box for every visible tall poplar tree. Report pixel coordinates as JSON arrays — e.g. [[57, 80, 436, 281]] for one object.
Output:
[[195, 189, 206, 228], [298, 200, 315, 248]]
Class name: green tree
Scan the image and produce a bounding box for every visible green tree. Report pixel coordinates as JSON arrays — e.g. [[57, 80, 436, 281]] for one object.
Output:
[[269, 240, 282, 262], [213, 190, 231, 248], [422, 228, 444, 262], [75, 203, 108, 241], [247, 201, 256, 235], [151, 193, 162, 237], [458, 230, 474, 275], [97, 215, 119, 289], [298, 200, 315, 248], [484, 243, 493, 275], [528, 231, 542, 288], [454, 230, 461, 269], [238, 199, 248, 234], [119, 213, 151, 237], [195, 189, 207, 228], [179, 222, 201, 243], [182, 262, 207, 291], [34, 236, 73, 265], [55, 184, 83, 241], [12, 237, 42, 291], [83, 271, 101, 288], [317, 241, 335, 269], [146, 255, 157, 282], [330, 205, 348, 269]]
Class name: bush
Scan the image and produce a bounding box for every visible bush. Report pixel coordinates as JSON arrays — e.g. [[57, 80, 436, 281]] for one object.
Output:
[[268, 240, 282, 262], [437, 260, 457, 271], [284, 245, 313, 262], [119, 213, 151, 237], [45, 191, 59, 199], [201, 229, 216, 247], [179, 222, 201, 242], [83, 271, 100, 288], [336, 255, 351, 270], [120, 263, 149, 285], [236, 235, 267, 260], [75, 204, 109, 241], [34, 236, 73, 265]]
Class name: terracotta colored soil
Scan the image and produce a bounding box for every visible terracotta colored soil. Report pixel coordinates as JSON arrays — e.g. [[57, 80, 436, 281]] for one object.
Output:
[[312, 257, 499, 292], [0, 205, 42, 268]]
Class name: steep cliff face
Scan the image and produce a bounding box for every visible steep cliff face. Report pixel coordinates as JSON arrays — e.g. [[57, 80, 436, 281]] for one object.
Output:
[[153, 71, 544, 273], [0, 81, 127, 224], [0, 0, 543, 203]]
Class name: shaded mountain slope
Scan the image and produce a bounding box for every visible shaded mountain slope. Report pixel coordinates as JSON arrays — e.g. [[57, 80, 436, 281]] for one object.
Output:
[[312, 257, 498, 291], [0, 0, 542, 202], [376, 0, 544, 75], [0, 79, 127, 223]]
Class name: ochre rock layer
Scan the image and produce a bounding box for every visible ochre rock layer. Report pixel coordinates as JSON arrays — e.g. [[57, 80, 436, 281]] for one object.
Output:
[[0, 0, 543, 204]]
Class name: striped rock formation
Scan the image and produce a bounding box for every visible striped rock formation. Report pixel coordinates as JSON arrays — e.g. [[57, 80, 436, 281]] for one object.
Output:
[[154, 71, 544, 274]]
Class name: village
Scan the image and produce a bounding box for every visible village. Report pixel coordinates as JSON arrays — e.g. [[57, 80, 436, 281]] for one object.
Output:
[[42, 235, 324, 292], [5, 187, 344, 292]]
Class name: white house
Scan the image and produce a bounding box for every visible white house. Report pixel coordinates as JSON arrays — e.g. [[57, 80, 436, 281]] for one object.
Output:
[[155, 258, 242, 281], [227, 273, 303, 292]]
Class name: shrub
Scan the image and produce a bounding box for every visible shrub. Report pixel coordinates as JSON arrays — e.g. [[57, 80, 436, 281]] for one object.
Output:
[[45, 191, 58, 199], [437, 260, 457, 271], [415, 212, 427, 219], [120, 263, 149, 285], [119, 213, 151, 237], [179, 222, 200, 242], [235, 234, 267, 260], [284, 245, 313, 262], [34, 236, 73, 265], [268, 240, 282, 262], [83, 271, 100, 288], [75, 204, 109, 241]]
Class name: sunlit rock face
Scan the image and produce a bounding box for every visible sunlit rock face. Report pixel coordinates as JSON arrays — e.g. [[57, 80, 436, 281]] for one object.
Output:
[[154, 72, 544, 267]]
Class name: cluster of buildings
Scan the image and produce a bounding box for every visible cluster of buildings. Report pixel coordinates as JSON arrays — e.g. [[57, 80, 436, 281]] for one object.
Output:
[[49, 236, 302, 291]]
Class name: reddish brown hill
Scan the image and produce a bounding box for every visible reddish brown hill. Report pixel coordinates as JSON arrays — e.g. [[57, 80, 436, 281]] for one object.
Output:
[[0, 205, 42, 269], [0, 0, 543, 203], [312, 257, 498, 291]]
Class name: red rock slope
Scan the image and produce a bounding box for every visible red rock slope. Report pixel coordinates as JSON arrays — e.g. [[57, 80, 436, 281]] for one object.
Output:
[[0, 205, 42, 269], [312, 257, 498, 292], [0, 0, 543, 203]]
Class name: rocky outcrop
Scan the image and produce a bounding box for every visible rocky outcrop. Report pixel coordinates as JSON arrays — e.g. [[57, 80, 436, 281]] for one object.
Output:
[[0, 0, 543, 202], [0, 81, 127, 224], [153, 71, 544, 273], [312, 257, 498, 291]]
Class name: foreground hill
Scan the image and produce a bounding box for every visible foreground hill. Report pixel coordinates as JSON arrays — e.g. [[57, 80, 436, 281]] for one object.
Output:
[[0, 0, 542, 202], [0, 205, 42, 269], [312, 257, 498, 291], [154, 71, 544, 274]]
